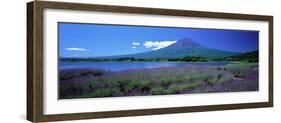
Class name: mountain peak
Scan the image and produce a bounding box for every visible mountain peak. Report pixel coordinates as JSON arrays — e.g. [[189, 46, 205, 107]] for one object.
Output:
[[103, 37, 238, 59], [171, 38, 203, 48]]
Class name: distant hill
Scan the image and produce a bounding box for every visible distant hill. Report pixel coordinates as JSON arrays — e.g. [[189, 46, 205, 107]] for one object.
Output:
[[110, 38, 239, 59], [220, 50, 258, 62]]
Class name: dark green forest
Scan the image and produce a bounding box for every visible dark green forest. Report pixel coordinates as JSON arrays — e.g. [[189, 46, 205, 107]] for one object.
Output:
[[60, 50, 258, 63]]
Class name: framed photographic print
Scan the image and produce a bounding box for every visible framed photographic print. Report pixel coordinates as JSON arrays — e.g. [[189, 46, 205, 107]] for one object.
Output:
[[27, 1, 273, 122]]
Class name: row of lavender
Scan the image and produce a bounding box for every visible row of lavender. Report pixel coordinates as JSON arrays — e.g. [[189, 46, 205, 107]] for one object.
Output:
[[59, 63, 258, 99]]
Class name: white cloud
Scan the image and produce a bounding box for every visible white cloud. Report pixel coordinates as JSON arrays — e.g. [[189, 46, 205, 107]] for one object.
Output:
[[65, 48, 88, 51], [143, 40, 177, 50], [132, 46, 137, 49], [132, 42, 140, 46]]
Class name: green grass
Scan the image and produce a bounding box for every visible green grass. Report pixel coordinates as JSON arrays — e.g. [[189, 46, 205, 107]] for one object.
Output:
[[83, 88, 120, 98], [150, 87, 169, 95]]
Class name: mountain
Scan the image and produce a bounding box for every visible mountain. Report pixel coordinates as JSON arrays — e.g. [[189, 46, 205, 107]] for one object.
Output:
[[111, 38, 239, 59]]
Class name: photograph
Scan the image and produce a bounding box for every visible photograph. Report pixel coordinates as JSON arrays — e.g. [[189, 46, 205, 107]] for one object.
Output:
[[58, 23, 259, 99], [26, 1, 273, 122]]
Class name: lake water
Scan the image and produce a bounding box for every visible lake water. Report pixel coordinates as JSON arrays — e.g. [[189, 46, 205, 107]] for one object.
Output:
[[60, 61, 231, 72]]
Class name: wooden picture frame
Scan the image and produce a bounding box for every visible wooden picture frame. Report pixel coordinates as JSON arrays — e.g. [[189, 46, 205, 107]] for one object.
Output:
[[27, 1, 273, 122]]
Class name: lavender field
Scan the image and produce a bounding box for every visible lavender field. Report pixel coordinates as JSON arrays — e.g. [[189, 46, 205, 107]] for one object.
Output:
[[59, 63, 258, 99]]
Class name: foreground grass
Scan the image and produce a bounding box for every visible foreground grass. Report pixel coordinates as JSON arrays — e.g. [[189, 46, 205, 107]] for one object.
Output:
[[59, 63, 258, 99]]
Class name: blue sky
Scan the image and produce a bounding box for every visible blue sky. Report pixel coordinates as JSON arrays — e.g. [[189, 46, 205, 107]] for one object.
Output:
[[59, 23, 259, 57]]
